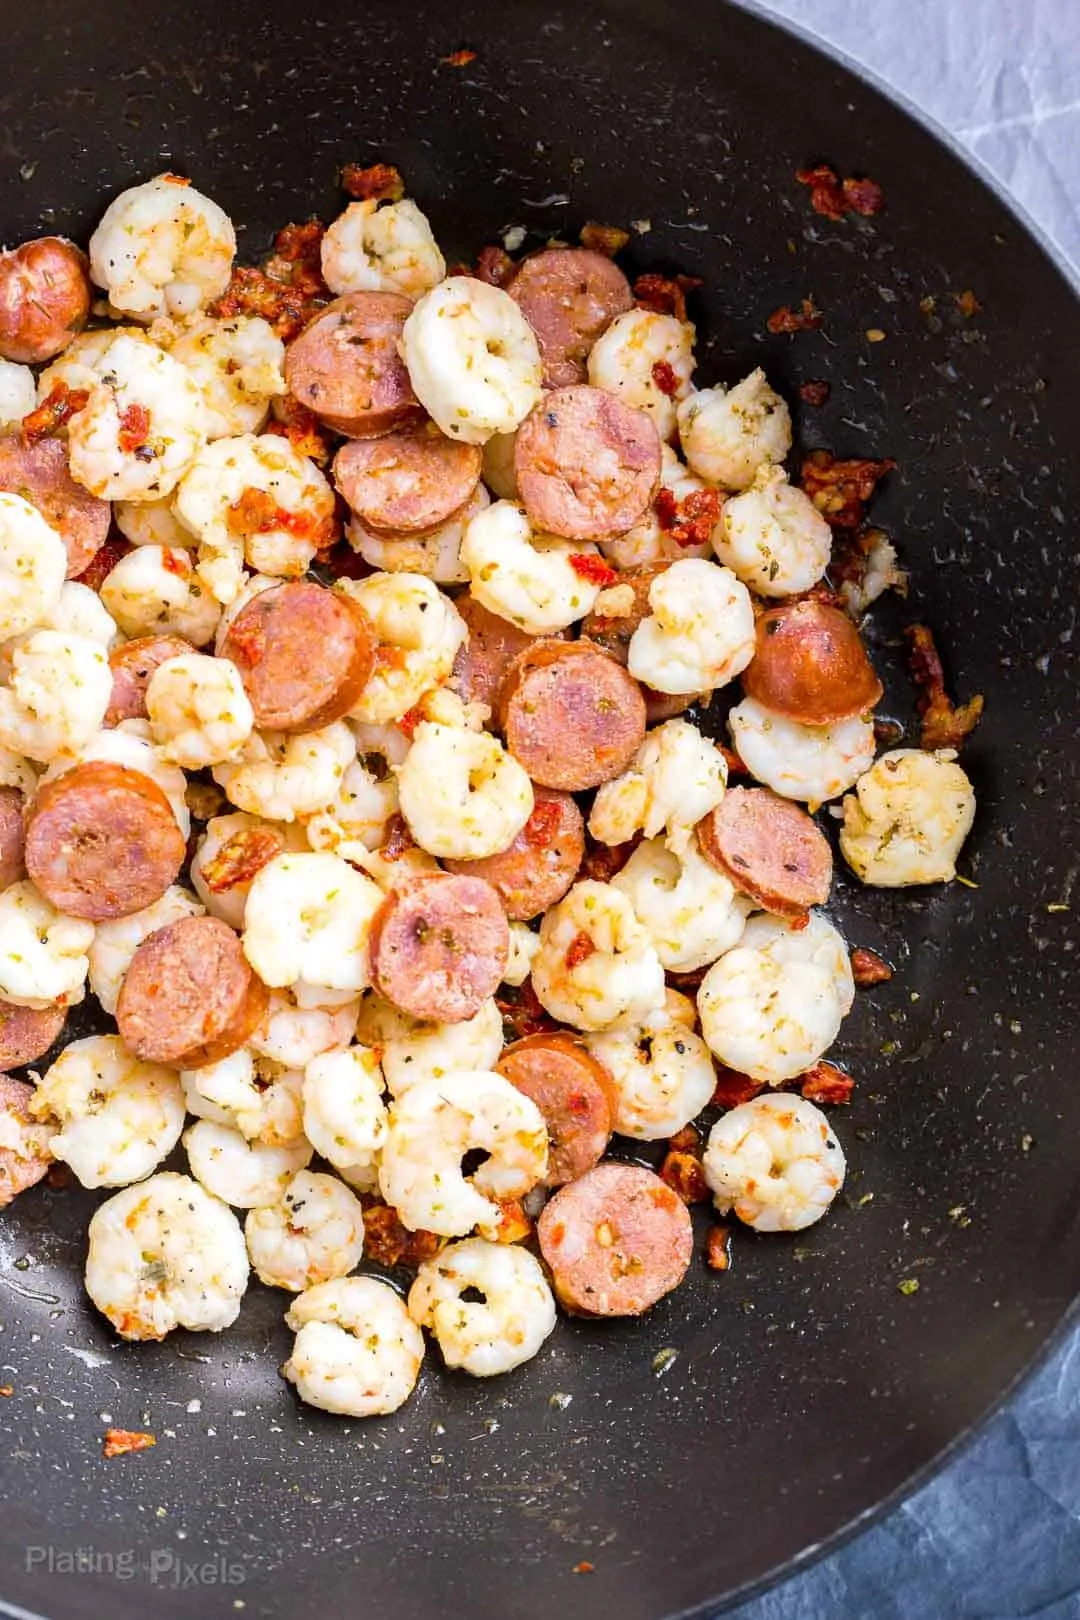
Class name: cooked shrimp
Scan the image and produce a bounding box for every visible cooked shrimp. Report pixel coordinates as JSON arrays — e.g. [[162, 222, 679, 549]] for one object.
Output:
[[89, 885, 205, 1015], [396, 721, 533, 860], [0, 882, 93, 1009], [336, 573, 467, 724], [503, 921, 540, 987], [67, 333, 206, 501], [0, 631, 111, 762], [242, 851, 383, 991], [0, 493, 68, 639], [346, 483, 489, 586], [249, 989, 359, 1071], [840, 530, 907, 617], [627, 557, 755, 695], [588, 717, 728, 854], [36, 325, 154, 401], [378, 1070, 548, 1237], [740, 911, 855, 1016], [353, 993, 504, 1098], [113, 497, 194, 551], [184, 1119, 312, 1209], [282, 1275, 424, 1416], [480, 429, 519, 501], [181, 1050, 305, 1148], [612, 835, 751, 972], [728, 697, 876, 807], [587, 308, 695, 441], [99, 544, 221, 646], [600, 445, 715, 568], [321, 198, 446, 299], [168, 314, 286, 438], [190, 810, 303, 928], [0, 358, 35, 428], [145, 651, 254, 768], [88, 173, 236, 320], [586, 991, 716, 1140], [676, 368, 791, 490], [408, 1238, 556, 1377], [839, 747, 977, 886], [30, 1034, 185, 1189], [302, 1045, 388, 1185], [401, 276, 543, 444], [48, 581, 119, 648], [84, 1171, 248, 1339], [213, 719, 355, 821], [714, 464, 832, 597], [703, 1092, 845, 1232], [530, 879, 666, 1033], [245, 1170, 366, 1292], [459, 499, 604, 633], [302, 758, 400, 865]]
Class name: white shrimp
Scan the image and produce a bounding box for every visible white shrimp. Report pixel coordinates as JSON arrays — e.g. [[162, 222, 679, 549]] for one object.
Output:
[[99, 544, 221, 646], [742, 912, 855, 1010], [36, 325, 154, 401], [113, 497, 194, 550], [612, 835, 751, 972], [840, 529, 907, 617], [627, 557, 755, 695], [839, 747, 976, 887], [181, 1050, 305, 1148], [587, 991, 716, 1140], [67, 335, 206, 502], [145, 651, 254, 768], [0, 631, 111, 763], [88, 173, 236, 320], [184, 1119, 312, 1209], [43, 719, 191, 839], [168, 314, 286, 438], [589, 718, 728, 854], [459, 499, 604, 633], [0, 358, 35, 428], [48, 582, 119, 648], [242, 851, 383, 992], [481, 429, 519, 500], [0, 882, 93, 1009], [245, 1170, 366, 1292], [282, 1275, 424, 1417], [587, 308, 695, 441], [378, 1070, 548, 1237], [174, 432, 334, 604], [89, 885, 205, 1015], [503, 922, 540, 987], [321, 198, 446, 299], [337, 574, 467, 724], [346, 483, 489, 586], [714, 464, 832, 597], [677, 369, 792, 490], [396, 721, 533, 860], [213, 719, 355, 821], [190, 810, 304, 928], [530, 880, 666, 1033], [84, 1171, 248, 1339], [600, 445, 715, 568], [353, 993, 504, 1098], [302, 758, 400, 865], [408, 1238, 556, 1377], [302, 1045, 389, 1186], [0, 493, 68, 640], [703, 1092, 845, 1233], [30, 1034, 185, 1189], [728, 697, 876, 807], [401, 276, 543, 445], [249, 990, 359, 1070]]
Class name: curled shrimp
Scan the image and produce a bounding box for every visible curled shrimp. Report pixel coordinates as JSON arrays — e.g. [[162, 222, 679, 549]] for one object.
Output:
[[302, 1045, 389, 1186], [703, 1092, 846, 1232], [728, 697, 876, 807], [715, 463, 832, 598], [282, 1275, 424, 1416], [588, 308, 695, 442], [612, 835, 751, 972], [336, 573, 467, 724], [242, 851, 383, 992], [146, 651, 254, 768], [0, 493, 67, 640], [30, 1034, 185, 1189], [184, 1119, 312, 1209], [88, 173, 237, 321], [0, 881, 94, 1010], [0, 630, 111, 763], [168, 313, 286, 439], [401, 277, 543, 445], [839, 747, 976, 887], [396, 720, 534, 860], [99, 544, 222, 647], [213, 719, 356, 821], [181, 1049, 305, 1148], [321, 198, 446, 299], [627, 557, 755, 696], [245, 1170, 366, 1292], [586, 990, 716, 1140], [676, 368, 791, 491], [249, 989, 359, 1070], [408, 1238, 556, 1377], [530, 880, 666, 1033], [67, 333, 206, 502], [589, 717, 728, 855], [459, 499, 605, 634], [353, 992, 505, 1098]]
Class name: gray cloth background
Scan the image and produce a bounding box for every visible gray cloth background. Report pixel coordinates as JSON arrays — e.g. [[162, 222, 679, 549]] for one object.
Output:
[[725, 3, 1080, 1618]]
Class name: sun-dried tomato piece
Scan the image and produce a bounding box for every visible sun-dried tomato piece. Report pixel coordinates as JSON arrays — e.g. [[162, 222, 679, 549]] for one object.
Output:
[[116, 402, 151, 454], [568, 553, 618, 587], [495, 978, 554, 1042], [767, 298, 824, 334], [263, 396, 335, 465], [632, 271, 702, 324], [796, 164, 884, 220], [710, 1066, 765, 1110], [103, 1428, 156, 1458], [655, 484, 723, 549], [800, 449, 895, 529], [580, 221, 630, 258], [341, 162, 405, 202], [522, 795, 567, 848], [578, 835, 639, 885], [719, 744, 748, 777], [905, 623, 984, 749], [72, 534, 130, 593], [380, 812, 416, 861], [21, 382, 89, 445], [842, 176, 885, 217], [706, 1225, 732, 1271], [955, 288, 982, 318], [473, 244, 516, 288], [225, 487, 335, 549], [440, 47, 478, 68], [565, 930, 595, 972], [650, 358, 680, 398], [210, 266, 313, 342], [850, 946, 893, 987], [200, 828, 284, 893], [360, 1198, 443, 1268], [797, 1060, 854, 1105], [668, 1124, 701, 1155], [799, 380, 831, 407], [659, 1150, 709, 1205]]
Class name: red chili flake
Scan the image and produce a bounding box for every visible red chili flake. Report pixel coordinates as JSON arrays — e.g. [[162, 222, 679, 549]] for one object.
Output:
[[360, 1198, 443, 1268], [568, 553, 618, 587], [798, 1060, 855, 1105], [767, 298, 824, 334], [473, 244, 516, 288], [380, 813, 416, 861], [573, 1562, 595, 1577], [159, 548, 189, 577], [103, 1428, 156, 1459], [341, 162, 405, 202], [632, 271, 702, 324], [565, 930, 596, 972], [396, 706, 425, 741], [659, 1150, 709, 1205], [200, 828, 284, 893], [159, 173, 191, 187], [495, 978, 554, 1042], [850, 946, 893, 987], [651, 358, 680, 397], [799, 380, 831, 406], [655, 484, 723, 549], [72, 534, 130, 593], [706, 1225, 733, 1272], [955, 288, 982, 318], [799, 449, 895, 529], [796, 164, 884, 221], [221, 612, 265, 665], [710, 1066, 764, 1110], [116, 401, 151, 454], [441, 47, 478, 68], [263, 396, 335, 466], [905, 623, 984, 749], [20, 382, 89, 445], [580, 221, 630, 257], [0, 1385, 13, 1397]]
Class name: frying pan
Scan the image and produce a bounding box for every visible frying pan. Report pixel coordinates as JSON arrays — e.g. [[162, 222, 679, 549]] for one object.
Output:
[[2, 1, 1079, 1616]]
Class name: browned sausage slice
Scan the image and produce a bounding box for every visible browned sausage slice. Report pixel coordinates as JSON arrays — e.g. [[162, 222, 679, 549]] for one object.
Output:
[[0, 786, 25, 890], [496, 1032, 617, 1186], [497, 638, 647, 792], [219, 581, 376, 733], [537, 1162, 693, 1315], [514, 386, 661, 541], [742, 598, 883, 725], [25, 761, 186, 922], [508, 248, 633, 388], [443, 788, 584, 920], [0, 436, 110, 577], [369, 873, 509, 1024], [105, 633, 195, 728], [116, 915, 268, 1068], [697, 785, 833, 917], [580, 563, 697, 724], [0, 1002, 66, 1073], [0, 1076, 53, 1205], [0, 237, 91, 365], [284, 291, 423, 438], [450, 596, 556, 716], [334, 427, 482, 535]]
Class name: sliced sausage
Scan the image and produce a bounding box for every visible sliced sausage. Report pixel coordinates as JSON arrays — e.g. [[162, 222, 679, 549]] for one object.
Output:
[[496, 1032, 617, 1186], [25, 761, 186, 922], [580, 563, 697, 724], [0, 1003, 66, 1072], [116, 914, 268, 1068], [508, 248, 633, 389], [0, 237, 91, 365], [0, 786, 25, 890], [537, 1162, 693, 1316], [443, 788, 584, 920], [514, 386, 661, 541], [497, 638, 647, 792], [369, 873, 509, 1024], [219, 580, 376, 733], [450, 595, 554, 715], [284, 291, 423, 438], [743, 599, 883, 725], [698, 785, 833, 917], [334, 427, 482, 535], [0, 1076, 53, 1205], [105, 633, 194, 728], [0, 435, 110, 577]]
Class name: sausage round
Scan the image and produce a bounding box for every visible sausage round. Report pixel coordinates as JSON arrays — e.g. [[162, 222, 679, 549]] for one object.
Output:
[[0, 1003, 66, 1073], [334, 427, 482, 535], [497, 638, 647, 792], [508, 248, 633, 389], [25, 761, 186, 922], [0, 786, 26, 890], [742, 598, 884, 726], [496, 1032, 617, 1186], [219, 580, 376, 734], [0, 237, 91, 365], [284, 291, 423, 438], [443, 787, 584, 920], [537, 1162, 694, 1315], [697, 785, 833, 917], [0, 1076, 54, 1205], [580, 562, 696, 724], [116, 914, 268, 1068], [0, 436, 110, 577], [514, 386, 661, 541], [450, 595, 554, 714], [368, 873, 509, 1024], [105, 633, 195, 728]]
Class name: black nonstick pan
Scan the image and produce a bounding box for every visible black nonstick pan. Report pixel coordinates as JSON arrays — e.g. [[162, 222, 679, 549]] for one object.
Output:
[[2, 1, 1079, 1617]]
